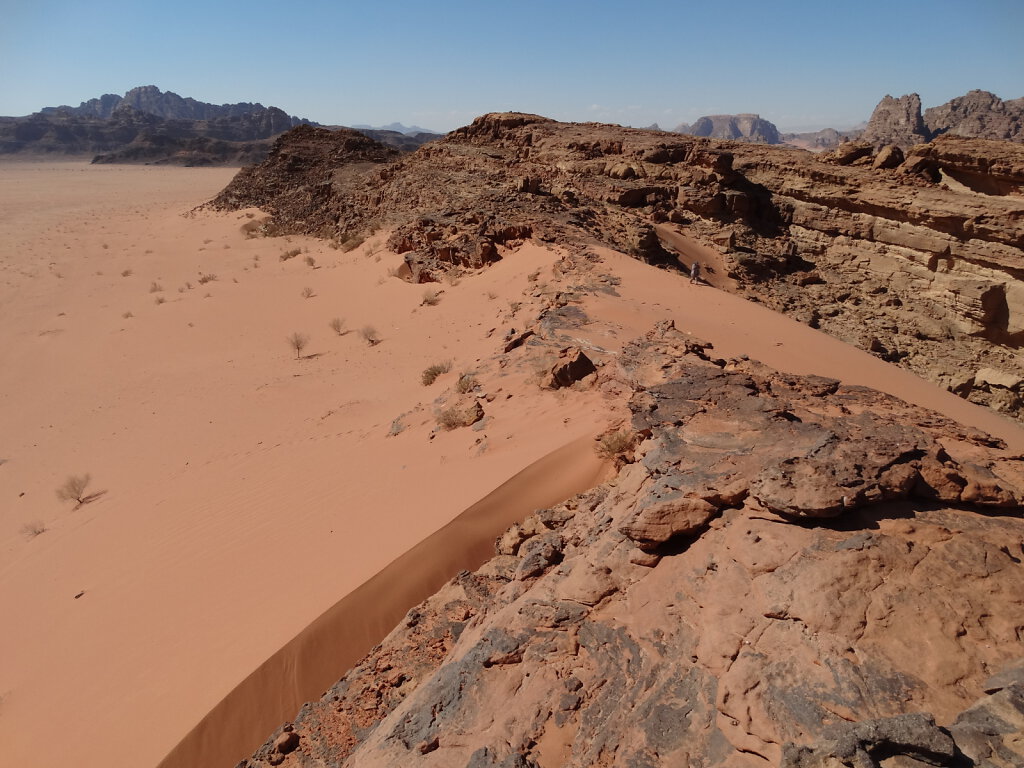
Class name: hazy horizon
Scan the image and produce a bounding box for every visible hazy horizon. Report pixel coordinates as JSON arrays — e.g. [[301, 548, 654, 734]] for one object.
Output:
[[1, 0, 1021, 134]]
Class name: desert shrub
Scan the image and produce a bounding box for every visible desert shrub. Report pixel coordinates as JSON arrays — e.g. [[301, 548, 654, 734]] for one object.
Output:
[[301, 287, 315, 299], [508, 301, 521, 314], [304, 255, 316, 268], [328, 317, 345, 335], [154, 296, 166, 305], [456, 372, 478, 394], [421, 360, 452, 386], [280, 248, 302, 261], [56, 474, 91, 505], [436, 407, 464, 431], [388, 417, 405, 436], [421, 289, 441, 306], [596, 430, 635, 459], [122, 311, 133, 319], [21, 520, 47, 538], [121, 269, 133, 277], [149, 281, 163, 293], [360, 326, 381, 345], [287, 331, 309, 358], [197, 273, 217, 284], [486, 291, 498, 300]]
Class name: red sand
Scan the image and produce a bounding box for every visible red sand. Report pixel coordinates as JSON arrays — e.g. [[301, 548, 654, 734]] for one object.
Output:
[[1, 162, 1020, 768]]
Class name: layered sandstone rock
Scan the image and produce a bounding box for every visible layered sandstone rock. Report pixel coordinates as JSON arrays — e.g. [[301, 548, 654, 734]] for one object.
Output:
[[238, 324, 1024, 768]]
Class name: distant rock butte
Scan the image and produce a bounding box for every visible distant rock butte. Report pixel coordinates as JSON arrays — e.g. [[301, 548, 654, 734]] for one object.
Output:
[[211, 112, 1024, 421], [674, 113, 781, 144], [237, 322, 1024, 768]]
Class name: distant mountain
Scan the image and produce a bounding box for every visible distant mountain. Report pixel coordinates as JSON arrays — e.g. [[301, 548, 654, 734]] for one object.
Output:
[[780, 127, 863, 151], [0, 85, 317, 165], [38, 85, 311, 123], [350, 121, 439, 136], [673, 114, 781, 144]]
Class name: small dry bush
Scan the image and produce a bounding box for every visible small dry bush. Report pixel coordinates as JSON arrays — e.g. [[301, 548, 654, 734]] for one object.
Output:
[[421, 360, 452, 386], [328, 317, 345, 335], [121, 269, 133, 277], [149, 281, 163, 293], [456, 372, 478, 394], [287, 331, 309, 358], [421, 289, 441, 306], [22, 520, 47, 539], [197, 273, 217, 284], [122, 311, 133, 319], [596, 430, 635, 459], [154, 296, 166, 305], [280, 248, 302, 261], [301, 286, 315, 299], [56, 474, 91, 505], [305, 255, 316, 268], [436, 407, 464, 431], [360, 325, 381, 345]]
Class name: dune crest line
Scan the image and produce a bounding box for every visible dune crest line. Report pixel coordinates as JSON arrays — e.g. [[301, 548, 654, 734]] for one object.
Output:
[[156, 433, 609, 768]]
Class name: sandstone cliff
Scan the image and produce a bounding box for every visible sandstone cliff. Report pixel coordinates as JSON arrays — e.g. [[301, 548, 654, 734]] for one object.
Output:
[[238, 322, 1024, 768], [211, 113, 1024, 420]]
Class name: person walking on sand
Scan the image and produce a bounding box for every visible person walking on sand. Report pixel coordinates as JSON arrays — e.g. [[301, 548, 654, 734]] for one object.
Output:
[[690, 261, 701, 284]]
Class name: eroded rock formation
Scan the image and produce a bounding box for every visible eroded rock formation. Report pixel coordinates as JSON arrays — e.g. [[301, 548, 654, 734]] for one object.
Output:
[[238, 323, 1024, 768], [862, 90, 1024, 150]]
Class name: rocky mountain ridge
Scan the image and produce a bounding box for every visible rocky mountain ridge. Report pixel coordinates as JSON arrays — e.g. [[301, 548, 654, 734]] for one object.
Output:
[[236, 321, 1024, 768], [211, 113, 1024, 421], [38, 84, 305, 123], [862, 90, 1024, 150], [0, 86, 439, 164]]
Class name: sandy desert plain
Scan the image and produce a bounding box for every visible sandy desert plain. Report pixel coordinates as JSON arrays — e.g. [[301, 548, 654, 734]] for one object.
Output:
[[1, 159, 1022, 768]]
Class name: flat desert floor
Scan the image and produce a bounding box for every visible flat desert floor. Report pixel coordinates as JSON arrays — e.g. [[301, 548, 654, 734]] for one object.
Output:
[[2, 162, 1021, 768]]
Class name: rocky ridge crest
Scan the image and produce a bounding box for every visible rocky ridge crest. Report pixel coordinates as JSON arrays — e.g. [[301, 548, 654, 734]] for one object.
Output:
[[211, 113, 1024, 420]]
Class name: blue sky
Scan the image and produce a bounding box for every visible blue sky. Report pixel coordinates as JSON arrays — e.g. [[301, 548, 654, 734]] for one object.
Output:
[[1, 0, 1021, 132]]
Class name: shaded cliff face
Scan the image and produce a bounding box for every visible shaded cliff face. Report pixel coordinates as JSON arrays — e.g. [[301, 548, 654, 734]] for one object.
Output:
[[211, 113, 1024, 421], [239, 322, 1024, 768]]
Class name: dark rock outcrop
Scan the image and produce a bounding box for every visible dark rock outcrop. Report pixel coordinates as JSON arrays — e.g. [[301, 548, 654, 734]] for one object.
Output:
[[238, 323, 1024, 768]]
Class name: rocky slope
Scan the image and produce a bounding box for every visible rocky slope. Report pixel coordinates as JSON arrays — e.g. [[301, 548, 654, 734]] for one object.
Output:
[[862, 90, 1024, 150], [210, 113, 1024, 420], [238, 321, 1024, 768]]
